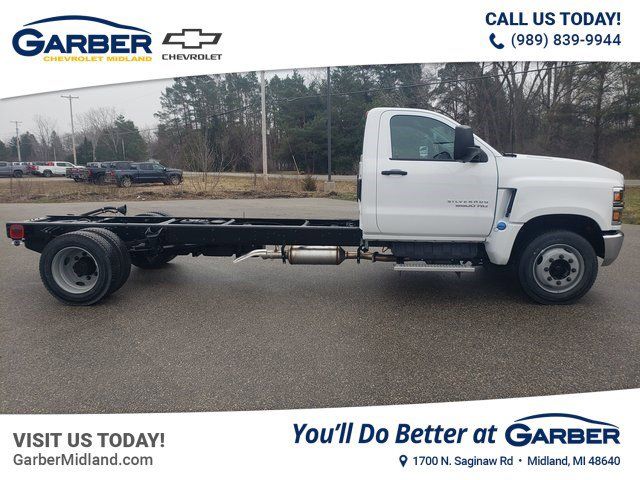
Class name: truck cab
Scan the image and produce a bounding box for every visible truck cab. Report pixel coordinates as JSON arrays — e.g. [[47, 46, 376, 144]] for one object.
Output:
[[358, 107, 624, 303]]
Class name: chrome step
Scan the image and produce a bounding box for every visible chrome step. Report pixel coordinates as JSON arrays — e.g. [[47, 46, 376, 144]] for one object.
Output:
[[394, 261, 476, 272]]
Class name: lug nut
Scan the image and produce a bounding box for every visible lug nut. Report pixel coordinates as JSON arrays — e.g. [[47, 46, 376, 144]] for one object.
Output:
[[559, 254, 565, 259], [544, 267, 549, 272], [567, 277, 572, 282], [549, 258, 554, 262], [571, 268, 576, 273], [556, 281, 561, 285], [568, 259, 573, 264], [547, 277, 552, 281]]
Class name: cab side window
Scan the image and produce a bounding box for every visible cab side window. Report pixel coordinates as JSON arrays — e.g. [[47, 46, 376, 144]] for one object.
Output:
[[390, 115, 455, 161]]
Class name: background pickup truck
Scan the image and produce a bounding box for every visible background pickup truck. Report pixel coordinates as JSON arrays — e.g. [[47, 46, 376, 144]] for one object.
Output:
[[105, 162, 183, 187], [32, 161, 78, 177], [66, 165, 86, 181], [82, 161, 133, 184], [0, 161, 28, 178], [6, 107, 625, 306]]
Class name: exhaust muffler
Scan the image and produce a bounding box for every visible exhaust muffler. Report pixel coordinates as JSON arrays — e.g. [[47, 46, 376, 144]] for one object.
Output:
[[233, 246, 394, 264]]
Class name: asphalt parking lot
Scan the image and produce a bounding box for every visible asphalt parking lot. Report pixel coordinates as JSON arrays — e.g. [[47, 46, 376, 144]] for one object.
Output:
[[1, 198, 639, 414]]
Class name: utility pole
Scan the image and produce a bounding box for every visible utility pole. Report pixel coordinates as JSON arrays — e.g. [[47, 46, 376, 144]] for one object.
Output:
[[61, 94, 79, 164], [324, 67, 335, 192], [260, 70, 268, 182], [10, 121, 22, 162], [121, 138, 126, 160]]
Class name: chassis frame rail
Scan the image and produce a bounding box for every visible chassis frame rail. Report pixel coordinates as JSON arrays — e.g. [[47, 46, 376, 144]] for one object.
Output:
[[7, 214, 363, 255]]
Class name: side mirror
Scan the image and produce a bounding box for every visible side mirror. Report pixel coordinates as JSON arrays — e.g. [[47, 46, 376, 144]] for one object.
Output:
[[454, 125, 488, 163]]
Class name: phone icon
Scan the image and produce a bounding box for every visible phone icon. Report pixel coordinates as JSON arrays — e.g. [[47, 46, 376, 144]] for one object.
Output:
[[489, 33, 504, 50]]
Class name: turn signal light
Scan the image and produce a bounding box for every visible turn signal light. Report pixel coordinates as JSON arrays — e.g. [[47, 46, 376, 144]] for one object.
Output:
[[9, 224, 25, 240], [613, 191, 623, 203], [612, 210, 622, 223]]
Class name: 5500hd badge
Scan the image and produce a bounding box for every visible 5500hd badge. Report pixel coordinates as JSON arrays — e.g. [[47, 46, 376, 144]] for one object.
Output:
[[12, 15, 152, 62]]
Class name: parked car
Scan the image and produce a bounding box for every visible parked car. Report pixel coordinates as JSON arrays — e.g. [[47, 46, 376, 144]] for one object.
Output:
[[66, 165, 86, 182], [32, 161, 78, 177], [0, 161, 28, 178], [106, 162, 183, 187], [84, 161, 133, 184]]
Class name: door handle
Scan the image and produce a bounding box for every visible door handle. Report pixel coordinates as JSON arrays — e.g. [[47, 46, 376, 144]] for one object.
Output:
[[381, 169, 408, 176]]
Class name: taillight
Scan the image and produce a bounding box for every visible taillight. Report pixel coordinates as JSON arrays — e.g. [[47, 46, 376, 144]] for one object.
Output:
[[9, 224, 25, 240]]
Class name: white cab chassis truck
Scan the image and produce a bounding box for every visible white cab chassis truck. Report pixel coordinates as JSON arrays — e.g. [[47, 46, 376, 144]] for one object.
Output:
[[7, 108, 624, 306]]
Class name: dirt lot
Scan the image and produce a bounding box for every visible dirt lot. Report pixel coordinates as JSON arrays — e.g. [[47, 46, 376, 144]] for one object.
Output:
[[0, 174, 357, 203]]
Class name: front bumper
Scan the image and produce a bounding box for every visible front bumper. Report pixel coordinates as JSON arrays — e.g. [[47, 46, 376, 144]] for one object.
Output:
[[602, 231, 624, 266]]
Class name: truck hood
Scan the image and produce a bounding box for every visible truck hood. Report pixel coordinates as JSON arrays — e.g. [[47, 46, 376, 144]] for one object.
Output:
[[497, 154, 624, 188]]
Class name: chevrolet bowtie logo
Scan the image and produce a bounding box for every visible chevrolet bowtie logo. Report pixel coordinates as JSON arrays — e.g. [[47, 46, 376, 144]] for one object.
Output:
[[162, 29, 222, 49]]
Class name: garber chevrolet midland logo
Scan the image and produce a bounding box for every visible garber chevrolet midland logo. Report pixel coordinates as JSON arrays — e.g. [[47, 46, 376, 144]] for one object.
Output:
[[12, 15, 152, 62], [505, 413, 620, 447], [162, 28, 222, 61]]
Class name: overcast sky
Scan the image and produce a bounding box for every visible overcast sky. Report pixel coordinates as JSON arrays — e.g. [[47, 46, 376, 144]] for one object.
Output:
[[0, 78, 175, 142], [0, 68, 328, 144]]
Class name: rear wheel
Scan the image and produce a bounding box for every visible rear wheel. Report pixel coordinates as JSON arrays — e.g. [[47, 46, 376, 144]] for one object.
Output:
[[517, 230, 598, 305], [131, 211, 176, 269], [43, 170, 52, 178], [13, 170, 23, 178], [81, 228, 131, 293], [39, 231, 121, 305], [119, 176, 132, 188]]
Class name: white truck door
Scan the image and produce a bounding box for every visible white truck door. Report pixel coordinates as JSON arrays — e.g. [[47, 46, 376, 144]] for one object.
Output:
[[376, 111, 498, 239]]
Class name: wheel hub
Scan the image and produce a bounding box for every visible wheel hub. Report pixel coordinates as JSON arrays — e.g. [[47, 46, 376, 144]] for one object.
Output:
[[533, 244, 584, 294], [72, 255, 97, 277], [51, 247, 100, 294]]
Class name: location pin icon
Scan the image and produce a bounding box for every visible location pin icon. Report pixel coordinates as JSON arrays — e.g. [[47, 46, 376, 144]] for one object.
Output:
[[399, 455, 408, 467]]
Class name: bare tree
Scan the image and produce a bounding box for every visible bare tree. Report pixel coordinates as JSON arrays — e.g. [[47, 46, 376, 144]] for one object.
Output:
[[33, 115, 57, 162], [182, 130, 233, 192], [79, 107, 117, 162]]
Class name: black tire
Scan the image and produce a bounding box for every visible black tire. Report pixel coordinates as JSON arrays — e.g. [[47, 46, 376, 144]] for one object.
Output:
[[517, 230, 598, 305], [95, 174, 105, 185], [39, 231, 121, 305], [169, 175, 181, 186], [130, 212, 176, 269], [73, 178, 81, 182], [81, 228, 131, 293], [13, 170, 23, 178], [43, 170, 53, 178], [119, 176, 132, 188]]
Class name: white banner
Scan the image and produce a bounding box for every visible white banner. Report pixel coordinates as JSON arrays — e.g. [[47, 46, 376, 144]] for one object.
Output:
[[1, 389, 638, 479], [1, 0, 638, 97]]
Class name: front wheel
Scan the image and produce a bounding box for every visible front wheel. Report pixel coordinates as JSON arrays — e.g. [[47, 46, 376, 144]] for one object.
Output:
[[517, 230, 598, 305], [43, 170, 53, 178], [13, 170, 23, 178], [119, 176, 132, 188]]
